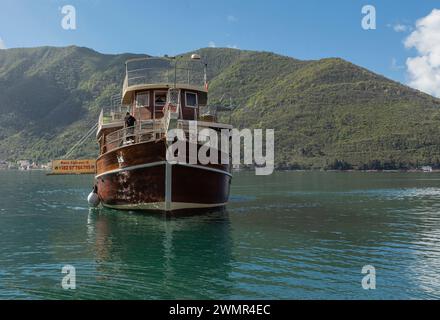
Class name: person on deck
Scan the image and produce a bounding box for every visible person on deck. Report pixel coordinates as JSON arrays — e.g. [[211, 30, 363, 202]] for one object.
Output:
[[124, 112, 136, 142]]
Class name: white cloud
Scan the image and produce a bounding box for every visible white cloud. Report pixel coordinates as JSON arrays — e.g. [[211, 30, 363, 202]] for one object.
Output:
[[394, 24, 409, 32], [227, 15, 237, 23], [404, 9, 440, 97], [387, 23, 412, 33], [0, 37, 6, 50], [208, 41, 216, 48], [227, 44, 239, 49], [391, 57, 405, 71]]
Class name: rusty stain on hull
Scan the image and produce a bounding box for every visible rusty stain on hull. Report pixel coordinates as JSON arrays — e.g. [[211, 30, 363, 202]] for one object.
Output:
[[96, 140, 231, 212]]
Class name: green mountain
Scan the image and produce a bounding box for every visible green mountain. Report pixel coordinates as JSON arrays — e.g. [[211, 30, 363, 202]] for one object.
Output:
[[1, 46, 440, 170]]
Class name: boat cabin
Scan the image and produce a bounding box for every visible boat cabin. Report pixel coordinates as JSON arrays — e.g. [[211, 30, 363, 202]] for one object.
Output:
[[96, 56, 221, 156], [123, 86, 208, 122]]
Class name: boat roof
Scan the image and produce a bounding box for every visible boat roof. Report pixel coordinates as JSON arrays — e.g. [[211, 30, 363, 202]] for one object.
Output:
[[122, 57, 207, 104], [122, 83, 207, 105]]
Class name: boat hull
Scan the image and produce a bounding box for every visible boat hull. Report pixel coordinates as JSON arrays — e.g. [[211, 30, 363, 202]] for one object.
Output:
[[95, 140, 231, 212]]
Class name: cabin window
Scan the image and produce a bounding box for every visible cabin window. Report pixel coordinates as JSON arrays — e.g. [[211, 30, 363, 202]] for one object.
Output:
[[135, 92, 149, 108], [154, 91, 167, 107], [185, 92, 198, 108]]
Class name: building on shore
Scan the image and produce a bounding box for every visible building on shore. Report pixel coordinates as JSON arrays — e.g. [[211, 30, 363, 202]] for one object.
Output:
[[0, 160, 8, 170], [40, 162, 52, 170], [17, 160, 31, 171]]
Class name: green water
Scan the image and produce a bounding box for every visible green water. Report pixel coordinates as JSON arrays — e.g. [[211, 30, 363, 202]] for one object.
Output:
[[1, 170, 440, 299]]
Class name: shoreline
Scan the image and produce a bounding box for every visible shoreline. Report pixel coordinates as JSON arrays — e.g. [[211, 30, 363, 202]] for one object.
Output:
[[1, 168, 438, 174]]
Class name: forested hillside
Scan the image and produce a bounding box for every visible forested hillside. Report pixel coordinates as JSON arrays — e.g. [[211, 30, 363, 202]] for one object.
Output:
[[1, 46, 440, 170]]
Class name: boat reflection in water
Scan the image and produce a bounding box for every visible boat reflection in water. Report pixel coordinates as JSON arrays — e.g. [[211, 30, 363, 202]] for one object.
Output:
[[86, 208, 234, 299]]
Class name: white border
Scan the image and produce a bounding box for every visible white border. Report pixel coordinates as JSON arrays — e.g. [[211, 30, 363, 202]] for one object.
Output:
[[135, 91, 150, 108], [102, 201, 227, 211], [185, 91, 198, 108], [154, 90, 167, 107], [95, 161, 232, 179]]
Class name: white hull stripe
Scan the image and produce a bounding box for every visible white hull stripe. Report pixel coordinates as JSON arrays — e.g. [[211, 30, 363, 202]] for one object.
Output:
[[165, 162, 172, 211], [177, 163, 232, 177], [102, 201, 227, 211], [95, 161, 232, 179], [95, 161, 166, 179]]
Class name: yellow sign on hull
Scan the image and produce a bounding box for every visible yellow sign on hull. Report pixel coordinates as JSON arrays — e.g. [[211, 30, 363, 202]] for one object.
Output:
[[50, 159, 96, 175]]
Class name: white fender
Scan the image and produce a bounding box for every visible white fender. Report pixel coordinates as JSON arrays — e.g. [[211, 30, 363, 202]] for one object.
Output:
[[87, 192, 100, 208]]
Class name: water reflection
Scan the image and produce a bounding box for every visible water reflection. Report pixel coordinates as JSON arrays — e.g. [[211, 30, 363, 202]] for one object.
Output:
[[2, 171, 440, 299], [85, 208, 234, 299]]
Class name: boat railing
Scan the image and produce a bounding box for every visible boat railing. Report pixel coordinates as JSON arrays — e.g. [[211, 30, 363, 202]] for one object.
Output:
[[110, 94, 123, 108], [102, 115, 231, 154], [176, 119, 232, 142], [99, 106, 129, 126], [123, 57, 205, 93], [177, 120, 223, 131], [104, 121, 165, 153], [198, 105, 217, 122]]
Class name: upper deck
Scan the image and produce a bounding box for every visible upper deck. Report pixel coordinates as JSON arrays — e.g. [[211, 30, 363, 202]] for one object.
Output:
[[96, 55, 234, 152], [122, 57, 207, 104]]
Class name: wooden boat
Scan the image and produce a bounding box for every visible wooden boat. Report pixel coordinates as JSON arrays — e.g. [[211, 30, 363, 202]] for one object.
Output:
[[94, 56, 232, 212]]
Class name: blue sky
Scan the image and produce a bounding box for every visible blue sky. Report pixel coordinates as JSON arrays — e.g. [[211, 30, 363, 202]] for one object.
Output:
[[0, 0, 439, 91]]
